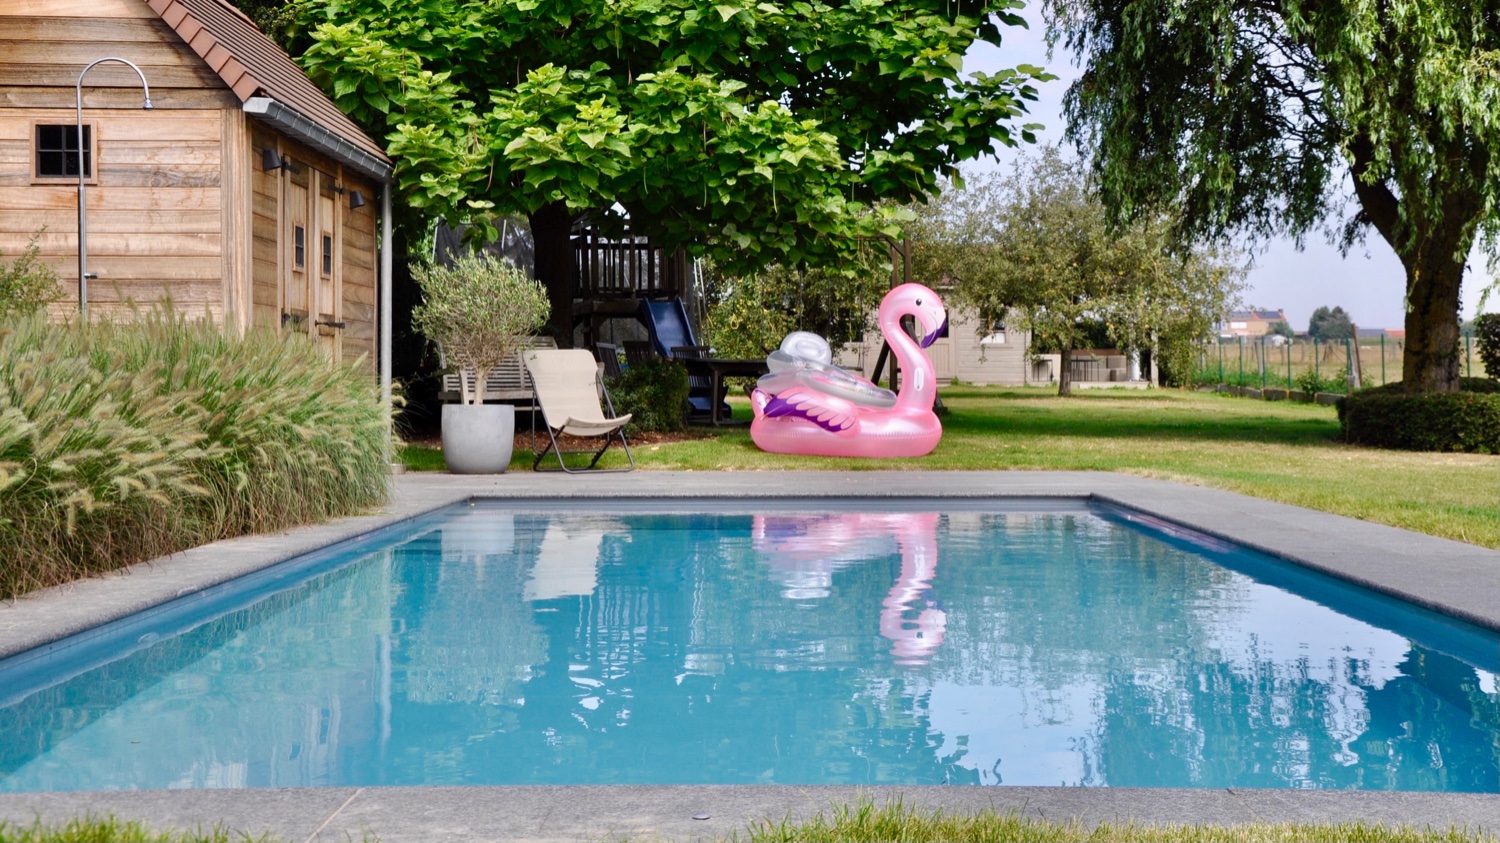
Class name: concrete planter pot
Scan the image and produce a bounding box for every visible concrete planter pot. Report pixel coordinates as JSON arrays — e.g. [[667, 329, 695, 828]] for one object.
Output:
[[441, 403, 515, 474]]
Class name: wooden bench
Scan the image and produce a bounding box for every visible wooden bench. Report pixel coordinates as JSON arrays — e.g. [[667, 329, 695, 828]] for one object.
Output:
[[438, 336, 558, 404]]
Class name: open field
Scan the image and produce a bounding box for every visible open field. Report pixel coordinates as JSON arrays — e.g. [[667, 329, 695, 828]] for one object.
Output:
[[403, 386, 1500, 548], [1201, 337, 1490, 389]]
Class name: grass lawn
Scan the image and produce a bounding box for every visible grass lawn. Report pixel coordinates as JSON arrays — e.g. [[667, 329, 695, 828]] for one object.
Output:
[[402, 386, 1499, 548]]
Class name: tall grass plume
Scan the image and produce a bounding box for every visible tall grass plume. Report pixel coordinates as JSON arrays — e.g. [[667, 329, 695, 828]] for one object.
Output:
[[0, 305, 389, 599]]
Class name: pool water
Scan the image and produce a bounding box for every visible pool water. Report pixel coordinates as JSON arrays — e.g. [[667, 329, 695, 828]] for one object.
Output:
[[0, 499, 1495, 792]]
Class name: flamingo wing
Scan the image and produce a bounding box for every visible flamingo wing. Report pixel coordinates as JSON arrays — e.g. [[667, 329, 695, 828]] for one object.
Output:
[[762, 386, 860, 434]]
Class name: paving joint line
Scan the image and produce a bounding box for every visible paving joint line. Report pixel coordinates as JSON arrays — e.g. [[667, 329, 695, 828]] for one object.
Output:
[[1225, 788, 1265, 823], [304, 788, 362, 843]]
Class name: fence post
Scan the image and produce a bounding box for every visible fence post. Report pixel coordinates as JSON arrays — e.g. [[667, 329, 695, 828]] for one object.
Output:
[[1239, 335, 1244, 383], [1466, 332, 1472, 378], [1286, 340, 1292, 387], [1313, 336, 1319, 383], [1380, 334, 1386, 385], [1219, 340, 1224, 384]]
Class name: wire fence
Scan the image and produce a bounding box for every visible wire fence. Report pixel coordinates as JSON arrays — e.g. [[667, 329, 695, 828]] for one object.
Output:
[[1197, 334, 1488, 392]]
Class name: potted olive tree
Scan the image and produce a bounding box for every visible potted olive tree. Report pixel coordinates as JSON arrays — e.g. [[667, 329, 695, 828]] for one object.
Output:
[[413, 253, 549, 473]]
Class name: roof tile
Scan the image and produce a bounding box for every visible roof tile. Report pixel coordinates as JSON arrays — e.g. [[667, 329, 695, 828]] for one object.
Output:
[[143, 0, 388, 164]]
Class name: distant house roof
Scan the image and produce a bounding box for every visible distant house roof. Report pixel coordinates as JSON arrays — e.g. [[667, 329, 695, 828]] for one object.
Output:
[[144, 0, 391, 179], [1226, 309, 1286, 321], [1385, 329, 1406, 339], [1356, 327, 1386, 338]]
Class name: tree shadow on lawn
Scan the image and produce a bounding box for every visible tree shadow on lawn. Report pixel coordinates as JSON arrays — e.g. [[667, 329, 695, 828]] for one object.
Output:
[[939, 391, 1342, 447]]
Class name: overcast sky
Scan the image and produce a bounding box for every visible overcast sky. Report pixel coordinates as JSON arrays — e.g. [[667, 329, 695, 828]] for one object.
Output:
[[961, 18, 1496, 332]]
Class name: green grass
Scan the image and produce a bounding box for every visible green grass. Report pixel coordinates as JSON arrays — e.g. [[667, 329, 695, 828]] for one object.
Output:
[[737, 799, 1497, 842], [404, 387, 1500, 548], [0, 815, 267, 842]]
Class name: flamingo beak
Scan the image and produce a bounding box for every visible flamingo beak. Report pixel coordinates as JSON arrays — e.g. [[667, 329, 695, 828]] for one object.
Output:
[[920, 313, 948, 349]]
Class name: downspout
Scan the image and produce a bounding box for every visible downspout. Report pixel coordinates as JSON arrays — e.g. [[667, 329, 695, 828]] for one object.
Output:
[[381, 182, 394, 465]]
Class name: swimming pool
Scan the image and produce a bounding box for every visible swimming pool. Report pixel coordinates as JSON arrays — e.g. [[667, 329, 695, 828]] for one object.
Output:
[[0, 498, 1495, 793]]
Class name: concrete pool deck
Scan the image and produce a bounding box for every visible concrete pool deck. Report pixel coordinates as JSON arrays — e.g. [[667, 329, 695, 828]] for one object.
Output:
[[1, 471, 1497, 841]]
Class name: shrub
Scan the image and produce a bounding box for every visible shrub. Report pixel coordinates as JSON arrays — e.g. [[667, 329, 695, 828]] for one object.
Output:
[[1295, 366, 1348, 397], [1337, 382, 1500, 453], [605, 357, 689, 435], [0, 231, 62, 320], [0, 306, 390, 598], [1474, 313, 1500, 380]]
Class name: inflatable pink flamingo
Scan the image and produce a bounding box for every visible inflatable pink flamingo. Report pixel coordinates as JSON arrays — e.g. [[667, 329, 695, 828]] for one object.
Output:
[[876, 512, 946, 665], [749, 283, 946, 458]]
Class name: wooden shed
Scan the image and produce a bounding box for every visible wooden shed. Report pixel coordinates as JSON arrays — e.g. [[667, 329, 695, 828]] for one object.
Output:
[[0, 0, 393, 371]]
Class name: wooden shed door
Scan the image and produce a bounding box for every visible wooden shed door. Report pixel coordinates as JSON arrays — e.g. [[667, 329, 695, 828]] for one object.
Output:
[[314, 173, 341, 359], [283, 164, 311, 334]]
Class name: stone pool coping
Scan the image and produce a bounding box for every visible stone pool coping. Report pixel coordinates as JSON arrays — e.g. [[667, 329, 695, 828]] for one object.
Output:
[[1, 471, 1497, 841]]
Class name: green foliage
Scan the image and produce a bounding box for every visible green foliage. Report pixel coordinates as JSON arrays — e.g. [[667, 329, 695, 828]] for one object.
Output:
[[225, 0, 301, 49], [703, 250, 889, 359], [0, 306, 389, 600], [605, 357, 689, 435], [1338, 385, 1500, 453], [411, 254, 549, 404], [1269, 320, 1295, 339], [1047, 0, 1500, 392], [1296, 367, 1349, 396], [291, 0, 1053, 273], [1308, 306, 1354, 342], [1473, 313, 1500, 379], [908, 148, 1244, 394], [0, 231, 62, 320]]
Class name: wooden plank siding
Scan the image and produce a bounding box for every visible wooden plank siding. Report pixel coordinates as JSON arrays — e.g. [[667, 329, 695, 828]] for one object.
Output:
[[341, 175, 378, 364], [0, 7, 231, 320], [1, 2, 386, 376]]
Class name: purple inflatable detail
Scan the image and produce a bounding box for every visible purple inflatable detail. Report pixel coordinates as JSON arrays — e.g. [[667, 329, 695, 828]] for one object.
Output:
[[763, 392, 853, 433]]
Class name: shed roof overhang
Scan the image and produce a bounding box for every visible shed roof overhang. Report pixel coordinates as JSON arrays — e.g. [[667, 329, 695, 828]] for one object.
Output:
[[244, 96, 392, 184]]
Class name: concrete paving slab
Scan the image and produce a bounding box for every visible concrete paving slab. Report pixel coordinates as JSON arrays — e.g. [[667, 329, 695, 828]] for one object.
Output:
[[1228, 788, 1500, 829], [0, 787, 358, 842], [313, 785, 1265, 842]]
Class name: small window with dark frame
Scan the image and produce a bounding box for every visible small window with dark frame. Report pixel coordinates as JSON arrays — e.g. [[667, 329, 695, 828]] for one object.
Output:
[[294, 226, 306, 269], [35, 124, 92, 178], [321, 233, 333, 277]]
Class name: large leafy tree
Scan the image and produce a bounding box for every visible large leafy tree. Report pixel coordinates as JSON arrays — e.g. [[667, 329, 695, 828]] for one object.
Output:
[[909, 148, 1243, 394], [1307, 305, 1354, 342], [293, 0, 1051, 342], [1046, 0, 1500, 393]]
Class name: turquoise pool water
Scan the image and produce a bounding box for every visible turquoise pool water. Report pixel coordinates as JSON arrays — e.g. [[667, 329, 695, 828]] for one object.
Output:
[[0, 499, 1495, 792]]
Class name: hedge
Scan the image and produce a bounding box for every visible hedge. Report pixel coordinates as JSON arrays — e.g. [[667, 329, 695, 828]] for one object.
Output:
[[1337, 379, 1500, 453]]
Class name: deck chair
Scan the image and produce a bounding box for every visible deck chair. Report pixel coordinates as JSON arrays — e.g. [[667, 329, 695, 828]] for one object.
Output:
[[524, 349, 635, 473]]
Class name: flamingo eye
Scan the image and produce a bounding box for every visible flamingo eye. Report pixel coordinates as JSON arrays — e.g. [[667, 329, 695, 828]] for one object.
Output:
[[915, 298, 923, 306]]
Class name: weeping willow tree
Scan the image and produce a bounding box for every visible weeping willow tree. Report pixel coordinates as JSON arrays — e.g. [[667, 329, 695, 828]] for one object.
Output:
[[1047, 0, 1500, 393]]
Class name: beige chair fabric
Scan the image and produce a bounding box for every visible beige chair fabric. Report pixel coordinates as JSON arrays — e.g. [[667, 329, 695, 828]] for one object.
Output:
[[523, 349, 634, 472]]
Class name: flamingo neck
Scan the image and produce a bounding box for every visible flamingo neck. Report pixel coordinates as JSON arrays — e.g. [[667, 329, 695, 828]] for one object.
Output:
[[881, 308, 936, 411]]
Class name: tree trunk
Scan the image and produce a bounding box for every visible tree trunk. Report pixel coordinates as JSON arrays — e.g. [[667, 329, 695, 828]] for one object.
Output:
[[1400, 247, 1466, 393], [1058, 346, 1074, 396], [529, 200, 575, 348]]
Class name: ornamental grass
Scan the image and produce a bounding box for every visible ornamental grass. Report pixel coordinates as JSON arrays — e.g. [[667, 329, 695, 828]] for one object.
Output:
[[0, 306, 389, 599]]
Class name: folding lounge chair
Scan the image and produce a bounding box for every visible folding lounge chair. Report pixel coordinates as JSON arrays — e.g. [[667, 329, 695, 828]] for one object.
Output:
[[524, 349, 635, 473]]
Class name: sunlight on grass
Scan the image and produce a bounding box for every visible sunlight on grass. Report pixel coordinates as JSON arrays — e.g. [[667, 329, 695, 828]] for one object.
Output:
[[618, 387, 1499, 547], [736, 799, 1497, 842]]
